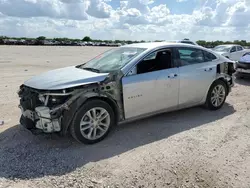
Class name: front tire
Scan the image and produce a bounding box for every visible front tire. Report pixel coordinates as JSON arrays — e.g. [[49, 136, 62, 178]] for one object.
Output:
[[205, 80, 227, 110], [70, 99, 115, 144]]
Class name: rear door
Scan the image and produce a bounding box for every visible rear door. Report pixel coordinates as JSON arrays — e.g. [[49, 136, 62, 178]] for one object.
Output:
[[175, 47, 217, 108]]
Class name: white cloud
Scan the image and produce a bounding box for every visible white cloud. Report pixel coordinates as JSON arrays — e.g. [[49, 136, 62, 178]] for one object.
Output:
[[0, 0, 88, 20], [86, 0, 113, 18], [176, 0, 188, 2], [0, 0, 250, 41]]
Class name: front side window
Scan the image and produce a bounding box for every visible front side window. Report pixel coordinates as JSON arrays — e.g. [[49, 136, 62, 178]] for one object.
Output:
[[176, 48, 205, 66], [230, 46, 236, 52], [80, 47, 146, 73], [237, 46, 243, 51], [143, 51, 157, 61], [203, 50, 217, 62], [136, 49, 172, 74]]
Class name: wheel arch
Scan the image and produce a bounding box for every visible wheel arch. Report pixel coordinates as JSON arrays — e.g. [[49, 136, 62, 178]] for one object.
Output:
[[61, 92, 120, 135], [85, 96, 120, 123], [217, 77, 230, 95], [205, 77, 229, 100], [201, 77, 229, 105]]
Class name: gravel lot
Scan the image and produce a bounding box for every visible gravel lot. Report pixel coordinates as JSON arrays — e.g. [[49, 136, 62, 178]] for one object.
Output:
[[0, 45, 250, 188]]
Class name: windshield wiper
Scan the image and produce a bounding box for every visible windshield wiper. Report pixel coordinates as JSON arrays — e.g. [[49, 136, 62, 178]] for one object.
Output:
[[82, 67, 100, 73]]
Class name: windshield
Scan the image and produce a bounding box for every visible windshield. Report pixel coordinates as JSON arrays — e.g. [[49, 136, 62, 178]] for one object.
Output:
[[80, 47, 146, 73], [213, 45, 231, 52]]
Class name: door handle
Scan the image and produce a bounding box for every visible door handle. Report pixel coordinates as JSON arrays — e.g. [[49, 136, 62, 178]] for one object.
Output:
[[204, 68, 212, 71], [168, 74, 178, 78]]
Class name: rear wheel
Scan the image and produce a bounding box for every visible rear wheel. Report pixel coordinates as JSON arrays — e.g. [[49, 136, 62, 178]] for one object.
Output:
[[205, 80, 227, 110], [70, 99, 115, 144]]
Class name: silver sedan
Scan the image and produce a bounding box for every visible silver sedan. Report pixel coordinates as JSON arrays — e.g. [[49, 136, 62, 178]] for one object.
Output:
[[18, 42, 235, 144]]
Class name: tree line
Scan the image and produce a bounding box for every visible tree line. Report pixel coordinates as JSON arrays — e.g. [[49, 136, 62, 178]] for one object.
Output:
[[196, 40, 250, 48], [1, 36, 250, 48]]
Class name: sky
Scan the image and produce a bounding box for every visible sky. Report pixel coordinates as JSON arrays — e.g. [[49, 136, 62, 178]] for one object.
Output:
[[0, 0, 250, 41]]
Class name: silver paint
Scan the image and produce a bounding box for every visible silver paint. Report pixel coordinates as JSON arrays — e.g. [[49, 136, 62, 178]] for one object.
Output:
[[19, 42, 235, 135], [24, 66, 109, 90]]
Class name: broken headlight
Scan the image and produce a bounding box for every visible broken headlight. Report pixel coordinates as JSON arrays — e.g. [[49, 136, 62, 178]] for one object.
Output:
[[48, 95, 71, 107]]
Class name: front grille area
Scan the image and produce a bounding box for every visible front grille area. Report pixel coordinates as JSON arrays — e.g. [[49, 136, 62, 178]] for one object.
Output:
[[18, 85, 43, 111]]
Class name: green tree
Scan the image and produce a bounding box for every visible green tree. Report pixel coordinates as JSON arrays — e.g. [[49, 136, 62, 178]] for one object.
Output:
[[82, 36, 92, 42], [196, 40, 206, 46], [36, 36, 46, 41]]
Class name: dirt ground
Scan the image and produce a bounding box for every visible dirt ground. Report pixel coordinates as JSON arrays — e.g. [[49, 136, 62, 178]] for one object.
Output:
[[0, 45, 250, 188]]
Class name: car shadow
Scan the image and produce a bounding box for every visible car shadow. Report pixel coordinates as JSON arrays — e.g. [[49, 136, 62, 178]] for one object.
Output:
[[0, 103, 235, 180], [235, 77, 250, 86]]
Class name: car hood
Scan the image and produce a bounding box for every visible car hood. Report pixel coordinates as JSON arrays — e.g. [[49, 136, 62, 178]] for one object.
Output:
[[24, 66, 109, 90], [213, 51, 229, 56]]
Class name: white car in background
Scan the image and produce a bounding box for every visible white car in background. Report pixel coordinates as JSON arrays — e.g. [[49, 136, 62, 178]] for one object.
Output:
[[166, 39, 199, 46], [213, 44, 250, 61], [235, 52, 250, 78]]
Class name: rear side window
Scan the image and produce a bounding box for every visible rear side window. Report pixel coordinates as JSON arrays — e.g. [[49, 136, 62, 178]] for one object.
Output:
[[237, 46, 243, 51], [203, 50, 217, 62], [231, 46, 236, 52], [176, 48, 205, 66]]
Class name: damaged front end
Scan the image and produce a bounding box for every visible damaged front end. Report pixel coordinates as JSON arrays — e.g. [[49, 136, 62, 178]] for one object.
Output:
[[18, 71, 124, 135], [18, 85, 73, 133]]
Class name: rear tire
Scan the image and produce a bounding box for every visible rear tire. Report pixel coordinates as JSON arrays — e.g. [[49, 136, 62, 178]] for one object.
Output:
[[205, 80, 227, 110], [70, 99, 115, 144]]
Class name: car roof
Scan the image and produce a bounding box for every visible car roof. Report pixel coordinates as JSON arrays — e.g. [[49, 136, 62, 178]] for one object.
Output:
[[216, 44, 234, 47], [122, 42, 200, 50]]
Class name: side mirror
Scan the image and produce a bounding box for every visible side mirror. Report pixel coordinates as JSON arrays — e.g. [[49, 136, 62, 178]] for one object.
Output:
[[127, 66, 137, 76]]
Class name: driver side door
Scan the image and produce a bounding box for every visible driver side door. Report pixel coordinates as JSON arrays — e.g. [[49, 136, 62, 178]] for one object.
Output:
[[122, 48, 179, 119]]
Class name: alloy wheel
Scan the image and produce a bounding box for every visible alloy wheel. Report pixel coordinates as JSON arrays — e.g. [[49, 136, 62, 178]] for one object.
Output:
[[79, 107, 111, 140], [211, 84, 226, 107]]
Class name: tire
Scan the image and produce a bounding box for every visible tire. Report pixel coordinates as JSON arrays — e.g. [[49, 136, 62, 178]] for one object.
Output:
[[205, 80, 228, 110], [70, 99, 115, 144]]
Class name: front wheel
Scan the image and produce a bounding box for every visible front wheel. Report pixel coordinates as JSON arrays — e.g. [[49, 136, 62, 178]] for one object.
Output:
[[70, 99, 115, 144], [205, 80, 227, 110]]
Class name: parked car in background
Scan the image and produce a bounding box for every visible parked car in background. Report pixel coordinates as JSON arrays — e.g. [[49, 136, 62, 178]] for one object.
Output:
[[213, 44, 250, 61], [235, 52, 250, 78], [18, 42, 235, 144], [166, 39, 199, 46]]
